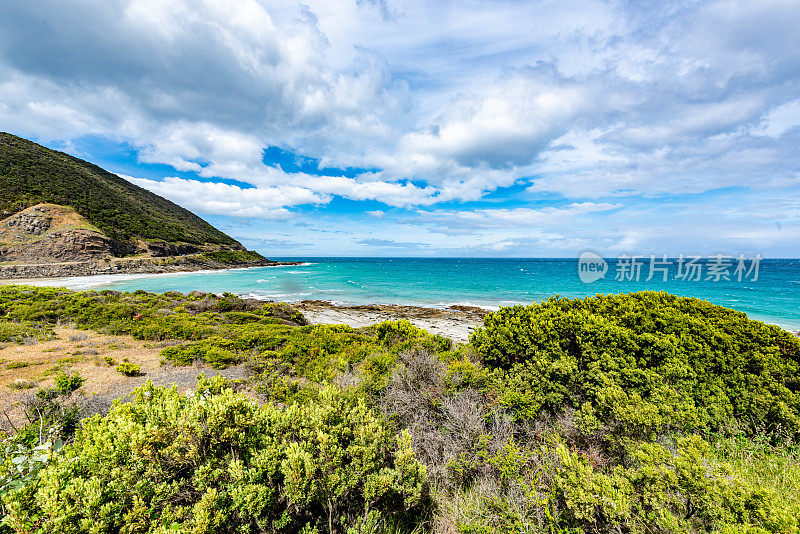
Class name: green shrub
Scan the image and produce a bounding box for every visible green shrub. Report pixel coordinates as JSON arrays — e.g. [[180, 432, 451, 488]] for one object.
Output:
[[201, 250, 266, 264], [115, 359, 140, 376], [0, 322, 52, 344], [471, 292, 800, 440], [0, 439, 64, 496], [1, 285, 800, 534], [373, 320, 453, 354], [3, 379, 430, 533], [52, 372, 83, 396], [7, 379, 36, 390]]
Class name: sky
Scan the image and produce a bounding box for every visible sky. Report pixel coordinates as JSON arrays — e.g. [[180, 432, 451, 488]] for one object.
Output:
[[1, 0, 800, 258]]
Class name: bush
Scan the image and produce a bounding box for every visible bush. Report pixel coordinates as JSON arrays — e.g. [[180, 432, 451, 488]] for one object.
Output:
[[471, 292, 800, 440], [115, 359, 140, 376], [0, 322, 52, 344], [3, 378, 430, 533], [201, 250, 267, 264], [440, 435, 798, 533], [7, 379, 36, 390], [52, 372, 83, 396]]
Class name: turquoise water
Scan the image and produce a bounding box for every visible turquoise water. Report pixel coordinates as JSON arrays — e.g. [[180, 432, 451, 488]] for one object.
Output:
[[26, 257, 800, 332]]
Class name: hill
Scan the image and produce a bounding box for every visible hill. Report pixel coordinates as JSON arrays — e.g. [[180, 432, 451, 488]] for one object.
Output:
[[0, 132, 241, 253], [0, 132, 296, 277]]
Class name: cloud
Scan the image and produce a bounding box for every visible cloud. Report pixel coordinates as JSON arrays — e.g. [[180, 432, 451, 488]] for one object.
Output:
[[418, 203, 623, 235], [1, 0, 800, 255], [120, 174, 325, 219], [754, 100, 800, 138], [356, 238, 428, 249]]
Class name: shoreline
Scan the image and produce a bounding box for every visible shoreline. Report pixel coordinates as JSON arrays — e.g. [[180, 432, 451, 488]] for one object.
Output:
[[0, 263, 308, 289], [0, 257, 303, 281], [1, 266, 797, 338]]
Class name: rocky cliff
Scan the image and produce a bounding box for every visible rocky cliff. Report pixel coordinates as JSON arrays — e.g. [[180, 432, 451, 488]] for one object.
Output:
[[0, 204, 114, 263], [0, 203, 299, 279]]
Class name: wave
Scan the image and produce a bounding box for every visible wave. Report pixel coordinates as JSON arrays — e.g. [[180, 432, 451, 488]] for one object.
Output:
[[259, 262, 315, 268], [244, 291, 314, 301]]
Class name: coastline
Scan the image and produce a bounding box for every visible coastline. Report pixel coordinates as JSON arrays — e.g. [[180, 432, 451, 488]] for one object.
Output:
[[0, 255, 302, 280], [2, 258, 797, 338]]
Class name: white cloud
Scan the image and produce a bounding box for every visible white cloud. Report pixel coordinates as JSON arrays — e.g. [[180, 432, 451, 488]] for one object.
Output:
[[2, 0, 800, 255], [121, 175, 325, 219], [754, 100, 800, 138], [417, 202, 622, 235]]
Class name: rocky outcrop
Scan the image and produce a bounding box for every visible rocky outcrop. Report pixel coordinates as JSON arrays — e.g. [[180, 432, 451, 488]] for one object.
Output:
[[0, 203, 296, 279], [0, 204, 114, 263], [6, 208, 53, 235], [139, 241, 200, 257]]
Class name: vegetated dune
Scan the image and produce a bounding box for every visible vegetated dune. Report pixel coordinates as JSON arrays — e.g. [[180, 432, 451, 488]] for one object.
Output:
[[0, 287, 799, 533]]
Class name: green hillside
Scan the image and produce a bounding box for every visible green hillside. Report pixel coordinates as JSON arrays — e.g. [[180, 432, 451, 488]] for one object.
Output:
[[0, 132, 242, 252]]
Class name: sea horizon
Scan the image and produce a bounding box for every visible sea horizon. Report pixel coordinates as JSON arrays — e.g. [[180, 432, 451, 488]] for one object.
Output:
[[14, 256, 800, 333]]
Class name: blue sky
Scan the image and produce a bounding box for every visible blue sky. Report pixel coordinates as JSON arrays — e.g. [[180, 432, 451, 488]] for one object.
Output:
[[1, 0, 800, 257]]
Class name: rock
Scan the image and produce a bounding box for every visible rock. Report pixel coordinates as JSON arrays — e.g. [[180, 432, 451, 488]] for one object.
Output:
[[0, 203, 301, 279], [0, 204, 114, 263], [447, 304, 491, 316]]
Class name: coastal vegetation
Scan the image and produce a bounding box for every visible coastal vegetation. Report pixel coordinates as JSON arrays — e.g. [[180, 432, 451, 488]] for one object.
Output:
[[1, 286, 799, 532], [200, 249, 269, 265]]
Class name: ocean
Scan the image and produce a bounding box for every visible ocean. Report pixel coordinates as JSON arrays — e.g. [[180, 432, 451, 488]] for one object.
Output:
[[17, 257, 800, 332]]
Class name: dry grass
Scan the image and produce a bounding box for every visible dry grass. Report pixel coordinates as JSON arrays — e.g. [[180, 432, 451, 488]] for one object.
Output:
[[0, 325, 249, 430], [0, 326, 161, 423]]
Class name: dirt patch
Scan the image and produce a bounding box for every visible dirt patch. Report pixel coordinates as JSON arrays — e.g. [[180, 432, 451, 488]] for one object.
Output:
[[0, 326, 248, 429]]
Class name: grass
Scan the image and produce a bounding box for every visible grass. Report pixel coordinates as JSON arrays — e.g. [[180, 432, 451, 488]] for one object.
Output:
[[711, 433, 800, 516], [6, 379, 36, 390], [0, 321, 53, 344]]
